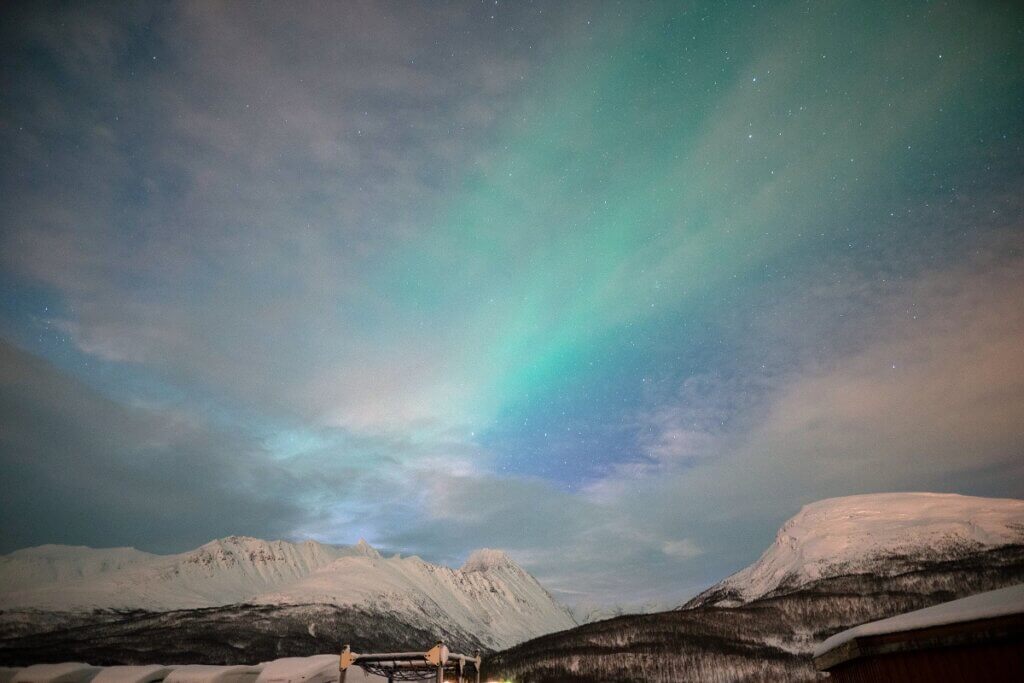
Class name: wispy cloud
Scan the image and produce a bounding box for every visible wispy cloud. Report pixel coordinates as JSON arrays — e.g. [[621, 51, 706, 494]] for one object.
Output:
[[384, 238, 1024, 603]]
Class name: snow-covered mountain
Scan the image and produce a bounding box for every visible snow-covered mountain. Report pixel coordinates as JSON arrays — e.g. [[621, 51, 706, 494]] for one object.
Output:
[[569, 600, 673, 625], [0, 537, 575, 650], [0, 545, 157, 594], [686, 492, 1024, 608], [487, 492, 1024, 682]]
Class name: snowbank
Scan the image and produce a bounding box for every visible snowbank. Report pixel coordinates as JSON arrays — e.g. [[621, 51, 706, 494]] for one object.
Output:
[[5, 660, 385, 683], [12, 664, 100, 683], [254, 658, 384, 683], [91, 667, 174, 683], [163, 666, 263, 683], [814, 582, 1024, 657]]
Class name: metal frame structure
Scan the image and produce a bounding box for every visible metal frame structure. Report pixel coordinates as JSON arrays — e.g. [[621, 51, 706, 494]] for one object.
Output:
[[339, 642, 481, 683]]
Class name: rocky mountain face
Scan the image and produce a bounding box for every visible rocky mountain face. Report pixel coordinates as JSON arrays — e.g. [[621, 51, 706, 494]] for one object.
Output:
[[484, 493, 1024, 682], [0, 537, 575, 661]]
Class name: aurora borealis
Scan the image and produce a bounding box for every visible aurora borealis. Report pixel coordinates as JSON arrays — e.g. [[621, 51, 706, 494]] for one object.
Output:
[[2, 1, 1023, 606]]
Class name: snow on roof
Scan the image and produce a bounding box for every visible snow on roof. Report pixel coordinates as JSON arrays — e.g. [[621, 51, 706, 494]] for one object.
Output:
[[255, 657, 337, 683], [163, 666, 263, 683], [6, 663, 384, 683], [814, 583, 1024, 657], [12, 664, 101, 683], [91, 667, 174, 683]]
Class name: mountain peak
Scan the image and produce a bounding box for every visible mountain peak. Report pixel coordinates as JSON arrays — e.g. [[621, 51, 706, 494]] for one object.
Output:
[[199, 535, 266, 550], [461, 548, 518, 573], [353, 538, 381, 559], [685, 492, 1024, 608]]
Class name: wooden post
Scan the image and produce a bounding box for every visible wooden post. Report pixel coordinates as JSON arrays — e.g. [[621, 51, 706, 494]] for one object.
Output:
[[339, 645, 349, 683]]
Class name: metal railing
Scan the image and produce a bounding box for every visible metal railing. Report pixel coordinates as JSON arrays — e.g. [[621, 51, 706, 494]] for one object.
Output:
[[339, 642, 481, 683]]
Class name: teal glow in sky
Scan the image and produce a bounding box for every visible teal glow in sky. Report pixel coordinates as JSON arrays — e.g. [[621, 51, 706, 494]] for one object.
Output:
[[2, 1, 1023, 605]]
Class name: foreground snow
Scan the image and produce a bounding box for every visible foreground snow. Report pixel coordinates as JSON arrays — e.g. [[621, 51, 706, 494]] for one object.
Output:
[[813, 582, 1024, 657], [12, 664, 101, 683], [0, 538, 574, 651], [688, 492, 1024, 606], [92, 667, 174, 683], [0, 659, 388, 683], [256, 656, 337, 683]]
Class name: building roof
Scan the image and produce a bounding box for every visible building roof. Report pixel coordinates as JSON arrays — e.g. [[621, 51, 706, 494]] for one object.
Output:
[[814, 583, 1024, 659], [813, 583, 1024, 671]]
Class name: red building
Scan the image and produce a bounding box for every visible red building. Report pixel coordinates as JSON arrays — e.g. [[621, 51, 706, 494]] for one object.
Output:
[[814, 583, 1024, 682]]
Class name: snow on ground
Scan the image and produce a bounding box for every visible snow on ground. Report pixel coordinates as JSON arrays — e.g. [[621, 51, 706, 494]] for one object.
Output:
[[256, 658, 385, 683], [91, 668, 173, 683], [12, 664, 101, 683], [814, 582, 1024, 657], [164, 666, 263, 683], [2, 661, 390, 683]]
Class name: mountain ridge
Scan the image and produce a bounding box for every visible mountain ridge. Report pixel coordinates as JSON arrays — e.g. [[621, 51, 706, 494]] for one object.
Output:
[[684, 492, 1024, 608], [0, 536, 575, 651]]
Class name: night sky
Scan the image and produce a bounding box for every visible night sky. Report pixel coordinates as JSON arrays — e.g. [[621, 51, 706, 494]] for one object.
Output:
[[2, 1, 1023, 608]]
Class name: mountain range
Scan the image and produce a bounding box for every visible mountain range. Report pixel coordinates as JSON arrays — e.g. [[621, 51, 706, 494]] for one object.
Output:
[[2, 492, 1022, 679], [485, 492, 1024, 682], [0, 537, 575, 659]]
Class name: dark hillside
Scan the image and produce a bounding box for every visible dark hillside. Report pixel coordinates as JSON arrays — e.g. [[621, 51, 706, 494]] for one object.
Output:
[[0, 603, 484, 666], [484, 545, 1024, 682]]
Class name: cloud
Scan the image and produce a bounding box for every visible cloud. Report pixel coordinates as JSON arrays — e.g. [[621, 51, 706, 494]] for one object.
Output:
[[381, 242, 1024, 605], [662, 539, 704, 560], [635, 373, 770, 465], [0, 1, 577, 435], [634, 243, 1024, 581], [0, 339, 306, 552], [746, 247, 1024, 494], [0, 335, 488, 555]]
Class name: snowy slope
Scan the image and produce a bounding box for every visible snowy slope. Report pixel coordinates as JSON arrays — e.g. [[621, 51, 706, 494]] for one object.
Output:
[[0, 538, 574, 650], [688, 492, 1024, 607], [254, 549, 573, 649], [0, 546, 157, 594], [0, 537, 352, 611]]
